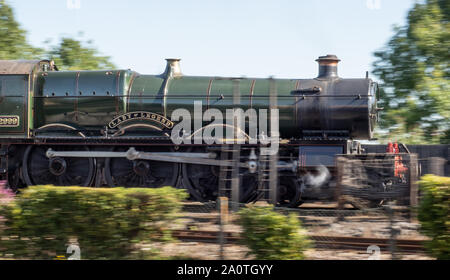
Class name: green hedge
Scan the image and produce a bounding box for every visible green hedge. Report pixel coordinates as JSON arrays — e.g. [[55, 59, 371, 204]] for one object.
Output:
[[238, 206, 310, 260], [0, 186, 187, 260], [418, 175, 450, 260]]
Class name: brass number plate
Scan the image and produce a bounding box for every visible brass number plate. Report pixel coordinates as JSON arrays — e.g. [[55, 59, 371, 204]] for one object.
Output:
[[0, 116, 20, 127]]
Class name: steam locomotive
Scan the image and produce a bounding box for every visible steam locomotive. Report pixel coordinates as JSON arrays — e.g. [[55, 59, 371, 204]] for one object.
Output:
[[0, 55, 380, 207]]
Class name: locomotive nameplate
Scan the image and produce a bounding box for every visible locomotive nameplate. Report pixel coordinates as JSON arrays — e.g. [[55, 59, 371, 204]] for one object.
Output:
[[0, 115, 20, 127], [108, 112, 174, 129]]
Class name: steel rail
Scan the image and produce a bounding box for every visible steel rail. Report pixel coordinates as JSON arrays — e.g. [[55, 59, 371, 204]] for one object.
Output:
[[172, 230, 427, 253]]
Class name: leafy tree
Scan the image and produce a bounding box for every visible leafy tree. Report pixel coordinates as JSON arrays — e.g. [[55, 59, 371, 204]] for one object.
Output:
[[0, 0, 42, 59], [0, 1, 115, 71], [373, 0, 449, 144], [45, 37, 116, 70]]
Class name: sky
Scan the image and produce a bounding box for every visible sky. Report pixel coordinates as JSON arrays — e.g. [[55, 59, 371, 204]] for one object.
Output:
[[10, 0, 416, 79]]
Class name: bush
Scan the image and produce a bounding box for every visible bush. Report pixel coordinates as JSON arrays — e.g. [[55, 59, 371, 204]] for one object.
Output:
[[0, 186, 187, 260], [237, 206, 310, 260], [418, 175, 450, 260]]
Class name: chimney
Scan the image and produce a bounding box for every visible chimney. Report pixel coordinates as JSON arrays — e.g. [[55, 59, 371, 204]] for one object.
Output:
[[316, 54, 340, 79], [162, 58, 182, 78]]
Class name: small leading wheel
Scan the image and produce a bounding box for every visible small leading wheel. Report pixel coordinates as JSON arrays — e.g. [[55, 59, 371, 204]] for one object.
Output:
[[104, 147, 179, 188], [22, 146, 96, 187]]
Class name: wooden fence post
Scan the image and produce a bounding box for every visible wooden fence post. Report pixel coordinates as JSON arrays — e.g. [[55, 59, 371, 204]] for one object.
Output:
[[218, 197, 229, 260], [335, 156, 345, 221], [428, 157, 446, 176], [409, 154, 419, 222]]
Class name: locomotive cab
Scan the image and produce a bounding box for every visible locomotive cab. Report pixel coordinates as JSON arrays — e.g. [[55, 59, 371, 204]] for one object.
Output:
[[0, 60, 55, 138]]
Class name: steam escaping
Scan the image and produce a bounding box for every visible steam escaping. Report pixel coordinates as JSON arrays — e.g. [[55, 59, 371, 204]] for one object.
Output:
[[300, 165, 331, 193], [306, 165, 331, 187]]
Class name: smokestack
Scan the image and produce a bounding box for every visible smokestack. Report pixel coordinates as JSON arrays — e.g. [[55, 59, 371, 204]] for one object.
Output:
[[316, 54, 340, 79], [162, 58, 182, 78]]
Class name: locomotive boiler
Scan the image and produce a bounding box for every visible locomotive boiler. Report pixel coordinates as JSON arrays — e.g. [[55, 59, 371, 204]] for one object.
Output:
[[0, 55, 380, 207]]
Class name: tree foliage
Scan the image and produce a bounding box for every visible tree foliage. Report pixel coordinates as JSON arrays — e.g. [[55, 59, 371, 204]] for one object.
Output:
[[45, 37, 116, 70], [0, 1, 115, 70], [0, 0, 41, 59], [373, 0, 449, 144]]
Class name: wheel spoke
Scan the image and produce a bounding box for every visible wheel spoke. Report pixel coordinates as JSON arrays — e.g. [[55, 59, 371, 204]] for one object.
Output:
[[23, 146, 95, 187], [182, 149, 259, 203], [105, 147, 179, 188]]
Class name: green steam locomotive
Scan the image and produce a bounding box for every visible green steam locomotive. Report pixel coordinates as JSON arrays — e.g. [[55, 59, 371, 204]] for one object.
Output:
[[0, 55, 380, 207]]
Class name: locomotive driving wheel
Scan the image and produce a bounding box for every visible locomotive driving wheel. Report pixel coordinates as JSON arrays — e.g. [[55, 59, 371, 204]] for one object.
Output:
[[22, 146, 96, 187], [104, 147, 179, 188], [182, 163, 219, 202], [182, 164, 259, 203], [181, 148, 258, 203], [277, 175, 303, 208]]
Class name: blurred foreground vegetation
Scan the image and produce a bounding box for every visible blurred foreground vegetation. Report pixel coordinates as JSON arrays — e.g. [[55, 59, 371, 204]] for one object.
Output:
[[238, 206, 310, 260], [0, 185, 187, 260], [418, 175, 450, 260]]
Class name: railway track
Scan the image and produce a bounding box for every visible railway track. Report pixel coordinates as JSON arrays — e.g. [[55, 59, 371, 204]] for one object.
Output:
[[172, 230, 427, 253], [181, 201, 412, 212]]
